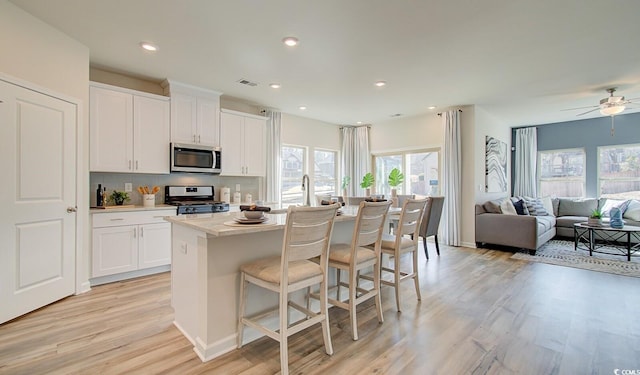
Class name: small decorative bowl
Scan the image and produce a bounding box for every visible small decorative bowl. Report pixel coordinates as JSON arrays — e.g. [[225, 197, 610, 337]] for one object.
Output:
[[244, 211, 264, 220]]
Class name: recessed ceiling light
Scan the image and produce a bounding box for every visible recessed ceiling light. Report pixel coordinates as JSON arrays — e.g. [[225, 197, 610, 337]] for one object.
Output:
[[283, 37, 299, 47], [299, 106, 307, 110], [357, 121, 363, 125], [269, 83, 281, 89], [139, 42, 158, 52], [375, 81, 386, 87], [428, 106, 437, 110]]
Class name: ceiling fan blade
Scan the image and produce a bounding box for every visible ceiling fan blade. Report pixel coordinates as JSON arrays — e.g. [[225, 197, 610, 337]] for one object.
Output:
[[561, 105, 599, 111], [576, 108, 601, 116]]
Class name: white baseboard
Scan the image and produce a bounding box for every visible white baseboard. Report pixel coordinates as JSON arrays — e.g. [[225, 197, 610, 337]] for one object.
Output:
[[77, 281, 91, 295], [194, 335, 237, 362], [89, 265, 171, 286]]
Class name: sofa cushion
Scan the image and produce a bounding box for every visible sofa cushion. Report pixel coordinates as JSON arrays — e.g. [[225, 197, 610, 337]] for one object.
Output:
[[552, 198, 560, 216], [599, 198, 630, 217], [555, 215, 588, 228], [624, 200, 640, 221], [523, 197, 549, 216], [557, 198, 598, 217], [536, 215, 556, 234]]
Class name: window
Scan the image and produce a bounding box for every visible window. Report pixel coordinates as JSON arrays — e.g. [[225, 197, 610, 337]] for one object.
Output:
[[281, 145, 306, 205], [538, 148, 585, 197], [598, 144, 640, 200], [373, 149, 440, 197], [314, 149, 337, 196]]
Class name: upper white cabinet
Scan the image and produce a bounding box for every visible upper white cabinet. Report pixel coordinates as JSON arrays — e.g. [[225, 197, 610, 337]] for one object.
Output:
[[90, 82, 170, 174], [161, 80, 222, 146], [220, 109, 267, 176]]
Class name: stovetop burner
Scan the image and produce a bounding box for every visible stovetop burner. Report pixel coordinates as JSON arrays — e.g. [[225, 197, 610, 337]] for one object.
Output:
[[165, 186, 230, 214]]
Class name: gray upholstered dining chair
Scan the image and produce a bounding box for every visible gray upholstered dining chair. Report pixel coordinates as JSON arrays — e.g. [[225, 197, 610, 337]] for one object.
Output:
[[419, 196, 445, 259]]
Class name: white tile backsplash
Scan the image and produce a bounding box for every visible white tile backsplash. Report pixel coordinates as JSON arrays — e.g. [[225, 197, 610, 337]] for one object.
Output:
[[90, 172, 262, 206]]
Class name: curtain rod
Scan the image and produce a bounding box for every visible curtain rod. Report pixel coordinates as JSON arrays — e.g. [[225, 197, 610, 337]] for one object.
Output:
[[339, 125, 371, 129], [437, 109, 463, 116]]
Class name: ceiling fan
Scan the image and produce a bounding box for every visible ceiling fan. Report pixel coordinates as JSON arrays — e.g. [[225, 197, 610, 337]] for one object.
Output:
[[563, 88, 639, 116], [562, 88, 640, 135]]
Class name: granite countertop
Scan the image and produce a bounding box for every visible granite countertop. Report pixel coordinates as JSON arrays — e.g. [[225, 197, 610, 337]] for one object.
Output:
[[165, 204, 359, 237]]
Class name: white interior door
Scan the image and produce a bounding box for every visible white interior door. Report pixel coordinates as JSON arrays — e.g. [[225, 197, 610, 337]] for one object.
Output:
[[0, 79, 77, 324]]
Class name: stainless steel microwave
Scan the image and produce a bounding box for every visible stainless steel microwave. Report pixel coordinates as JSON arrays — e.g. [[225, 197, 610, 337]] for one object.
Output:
[[170, 143, 221, 173]]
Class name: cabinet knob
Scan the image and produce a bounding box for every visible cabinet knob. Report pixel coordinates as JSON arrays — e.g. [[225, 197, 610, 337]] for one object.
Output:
[[136, 160, 139, 170], [129, 160, 132, 170]]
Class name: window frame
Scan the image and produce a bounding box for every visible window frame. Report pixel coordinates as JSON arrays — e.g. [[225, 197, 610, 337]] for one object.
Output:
[[537, 147, 586, 198], [597, 142, 640, 199], [280, 144, 308, 205], [372, 147, 441, 197], [313, 147, 338, 196]]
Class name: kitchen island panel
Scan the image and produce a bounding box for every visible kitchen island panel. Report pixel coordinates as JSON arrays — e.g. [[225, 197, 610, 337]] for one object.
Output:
[[169, 211, 356, 361]]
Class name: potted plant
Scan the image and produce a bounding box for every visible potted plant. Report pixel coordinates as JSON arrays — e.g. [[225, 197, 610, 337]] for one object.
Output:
[[360, 172, 374, 197], [387, 168, 405, 207], [341, 176, 350, 198], [588, 208, 603, 226], [108, 190, 130, 206]]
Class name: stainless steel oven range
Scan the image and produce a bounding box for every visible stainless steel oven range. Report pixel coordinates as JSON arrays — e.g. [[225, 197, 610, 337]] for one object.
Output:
[[165, 185, 230, 215]]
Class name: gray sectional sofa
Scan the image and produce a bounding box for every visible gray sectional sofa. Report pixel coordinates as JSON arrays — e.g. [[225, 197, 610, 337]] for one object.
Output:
[[475, 197, 640, 254]]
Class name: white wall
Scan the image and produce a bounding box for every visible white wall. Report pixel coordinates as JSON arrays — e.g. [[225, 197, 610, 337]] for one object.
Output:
[[281, 113, 341, 197], [0, 0, 91, 290], [370, 112, 443, 154]]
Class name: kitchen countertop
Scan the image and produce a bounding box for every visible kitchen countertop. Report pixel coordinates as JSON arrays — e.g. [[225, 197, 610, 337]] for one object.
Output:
[[90, 204, 176, 214], [164, 204, 359, 237]]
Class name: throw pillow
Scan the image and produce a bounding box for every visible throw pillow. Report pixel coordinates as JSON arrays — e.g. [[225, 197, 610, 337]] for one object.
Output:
[[523, 197, 549, 216], [599, 198, 630, 217], [540, 196, 555, 217], [513, 199, 528, 215], [623, 199, 640, 221], [500, 198, 517, 215], [483, 199, 503, 214]]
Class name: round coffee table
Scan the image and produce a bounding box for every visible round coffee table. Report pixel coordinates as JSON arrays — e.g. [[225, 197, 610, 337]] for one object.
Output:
[[574, 223, 640, 261]]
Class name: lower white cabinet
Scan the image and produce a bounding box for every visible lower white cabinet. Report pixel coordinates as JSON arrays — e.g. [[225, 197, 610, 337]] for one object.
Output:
[[92, 209, 174, 278]]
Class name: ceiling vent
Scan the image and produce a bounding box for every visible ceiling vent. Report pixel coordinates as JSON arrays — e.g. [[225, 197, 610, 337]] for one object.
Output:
[[390, 113, 402, 117], [236, 78, 258, 87]]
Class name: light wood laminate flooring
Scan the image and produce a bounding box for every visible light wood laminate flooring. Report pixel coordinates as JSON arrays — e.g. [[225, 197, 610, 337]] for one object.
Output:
[[1, 244, 639, 374]]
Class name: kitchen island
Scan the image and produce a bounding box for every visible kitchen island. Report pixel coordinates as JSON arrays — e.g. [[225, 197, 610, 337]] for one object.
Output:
[[165, 206, 358, 361]]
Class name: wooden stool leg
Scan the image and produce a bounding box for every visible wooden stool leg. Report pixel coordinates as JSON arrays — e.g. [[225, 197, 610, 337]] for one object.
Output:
[[349, 269, 358, 340], [336, 269, 342, 301], [423, 237, 429, 259], [374, 259, 384, 324], [394, 256, 401, 312], [320, 278, 333, 355], [413, 249, 421, 301], [435, 235, 440, 256], [279, 289, 289, 375], [237, 272, 247, 348]]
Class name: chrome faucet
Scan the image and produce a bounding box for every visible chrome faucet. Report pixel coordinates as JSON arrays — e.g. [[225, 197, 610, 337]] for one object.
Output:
[[301, 174, 311, 206]]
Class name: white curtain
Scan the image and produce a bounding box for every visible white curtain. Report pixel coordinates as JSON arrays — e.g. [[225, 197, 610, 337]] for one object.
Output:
[[341, 126, 370, 196], [264, 110, 282, 202], [513, 127, 537, 197], [441, 110, 461, 246]]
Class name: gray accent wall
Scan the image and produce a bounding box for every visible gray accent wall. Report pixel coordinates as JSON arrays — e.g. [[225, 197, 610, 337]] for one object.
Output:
[[512, 112, 640, 198]]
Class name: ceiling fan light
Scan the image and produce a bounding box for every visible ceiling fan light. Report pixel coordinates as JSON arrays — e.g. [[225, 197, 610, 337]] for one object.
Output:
[[600, 105, 625, 116]]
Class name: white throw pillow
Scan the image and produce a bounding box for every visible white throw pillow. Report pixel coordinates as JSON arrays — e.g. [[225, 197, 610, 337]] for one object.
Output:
[[623, 200, 640, 221], [600, 199, 630, 217], [540, 196, 555, 217], [501, 198, 517, 215]]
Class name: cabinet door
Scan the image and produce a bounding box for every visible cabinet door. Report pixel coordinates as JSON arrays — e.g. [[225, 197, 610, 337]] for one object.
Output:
[[138, 222, 171, 269], [134, 96, 170, 174], [197, 97, 219, 146], [90, 86, 133, 172], [92, 226, 137, 277], [170, 92, 197, 144], [219, 112, 244, 175], [243, 117, 266, 176]]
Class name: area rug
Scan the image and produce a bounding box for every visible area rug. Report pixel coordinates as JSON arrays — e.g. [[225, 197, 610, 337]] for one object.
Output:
[[510, 239, 640, 278]]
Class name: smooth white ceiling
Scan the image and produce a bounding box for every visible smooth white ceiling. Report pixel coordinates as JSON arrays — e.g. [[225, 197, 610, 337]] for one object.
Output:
[[10, 0, 640, 126]]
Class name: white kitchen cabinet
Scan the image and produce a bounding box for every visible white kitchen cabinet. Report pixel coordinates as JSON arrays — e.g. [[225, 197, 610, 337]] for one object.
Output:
[[91, 209, 174, 278], [90, 82, 170, 174], [162, 80, 222, 146], [220, 109, 267, 176]]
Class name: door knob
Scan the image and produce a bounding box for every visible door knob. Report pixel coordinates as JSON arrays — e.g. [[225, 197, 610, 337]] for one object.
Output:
[[67, 207, 77, 213]]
